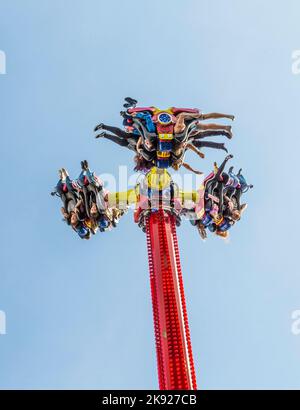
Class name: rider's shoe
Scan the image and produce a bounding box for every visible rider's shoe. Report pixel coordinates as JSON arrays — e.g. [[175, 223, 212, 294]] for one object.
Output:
[[81, 160, 88, 170], [221, 144, 228, 153], [124, 97, 137, 105], [95, 132, 105, 139], [94, 123, 104, 132]]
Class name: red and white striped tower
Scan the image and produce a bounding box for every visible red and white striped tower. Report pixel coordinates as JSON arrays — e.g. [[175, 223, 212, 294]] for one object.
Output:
[[145, 209, 197, 390]]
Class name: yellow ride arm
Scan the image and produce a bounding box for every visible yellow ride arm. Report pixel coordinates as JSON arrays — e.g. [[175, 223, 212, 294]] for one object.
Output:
[[178, 190, 199, 204], [107, 189, 137, 208]]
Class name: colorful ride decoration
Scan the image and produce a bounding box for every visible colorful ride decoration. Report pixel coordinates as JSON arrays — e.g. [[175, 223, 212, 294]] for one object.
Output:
[[52, 100, 252, 390]]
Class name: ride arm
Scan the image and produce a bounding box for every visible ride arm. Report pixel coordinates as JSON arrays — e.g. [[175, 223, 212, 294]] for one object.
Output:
[[106, 189, 137, 209], [128, 107, 155, 114], [178, 190, 199, 204]]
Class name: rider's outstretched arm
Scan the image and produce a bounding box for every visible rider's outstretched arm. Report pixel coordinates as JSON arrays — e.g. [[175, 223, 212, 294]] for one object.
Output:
[[215, 155, 233, 181], [186, 143, 205, 158], [182, 162, 203, 175]]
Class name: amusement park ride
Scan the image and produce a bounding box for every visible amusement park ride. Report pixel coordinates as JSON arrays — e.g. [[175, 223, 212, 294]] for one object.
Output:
[[52, 97, 253, 390]]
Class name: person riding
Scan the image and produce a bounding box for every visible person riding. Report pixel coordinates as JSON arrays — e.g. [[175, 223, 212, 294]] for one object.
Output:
[[76, 160, 111, 231], [51, 168, 92, 239], [174, 110, 234, 142]]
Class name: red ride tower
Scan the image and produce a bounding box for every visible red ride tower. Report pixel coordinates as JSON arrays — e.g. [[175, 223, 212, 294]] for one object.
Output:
[[146, 210, 197, 390], [135, 169, 198, 390]]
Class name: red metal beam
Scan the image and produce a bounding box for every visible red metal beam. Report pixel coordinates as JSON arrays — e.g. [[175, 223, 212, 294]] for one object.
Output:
[[146, 209, 197, 390]]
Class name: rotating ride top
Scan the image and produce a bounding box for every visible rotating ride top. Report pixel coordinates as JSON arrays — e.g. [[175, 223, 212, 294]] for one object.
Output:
[[51, 97, 253, 390]]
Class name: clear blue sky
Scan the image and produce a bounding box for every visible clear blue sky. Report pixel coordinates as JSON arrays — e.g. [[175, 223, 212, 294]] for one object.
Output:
[[1, 0, 300, 389]]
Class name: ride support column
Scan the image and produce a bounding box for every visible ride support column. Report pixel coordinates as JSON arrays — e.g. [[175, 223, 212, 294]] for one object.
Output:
[[145, 209, 197, 390]]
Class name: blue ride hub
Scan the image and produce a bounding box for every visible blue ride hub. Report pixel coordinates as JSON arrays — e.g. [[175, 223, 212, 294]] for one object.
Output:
[[156, 112, 174, 169], [156, 158, 170, 169], [157, 112, 173, 125], [158, 140, 173, 151]]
